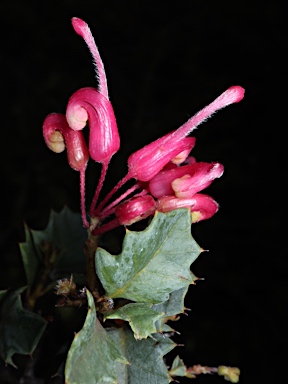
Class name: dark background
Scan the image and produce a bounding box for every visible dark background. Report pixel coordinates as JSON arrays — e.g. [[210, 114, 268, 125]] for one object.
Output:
[[0, 1, 286, 383]]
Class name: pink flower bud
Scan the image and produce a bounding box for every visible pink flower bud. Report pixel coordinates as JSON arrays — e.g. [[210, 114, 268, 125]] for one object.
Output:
[[43, 113, 89, 172], [156, 193, 219, 222], [127, 133, 196, 182], [66, 87, 120, 164], [170, 137, 196, 164], [149, 162, 223, 198], [127, 86, 244, 182], [172, 162, 224, 198], [115, 195, 156, 226]]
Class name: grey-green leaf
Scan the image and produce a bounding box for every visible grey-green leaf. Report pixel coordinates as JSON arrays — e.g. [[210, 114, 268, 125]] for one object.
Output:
[[30, 206, 87, 278], [65, 290, 128, 384], [105, 303, 164, 339], [19, 224, 42, 289], [108, 328, 176, 384], [0, 288, 47, 366], [96, 209, 202, 303], [169, 355, 187, 377]]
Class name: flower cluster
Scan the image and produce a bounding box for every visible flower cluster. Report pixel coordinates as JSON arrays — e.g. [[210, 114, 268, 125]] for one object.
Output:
[[43, 17, 244, 234]]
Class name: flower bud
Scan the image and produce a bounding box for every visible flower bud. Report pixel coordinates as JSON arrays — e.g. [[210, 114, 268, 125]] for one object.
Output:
[[66, 87, 120, 164], [149, 162, 223, 198], [127, 86, 244, 182], [115, 195, 156, 226], [127, 133, 195, 182], [172, 162, 224, 198], [43, 113, 89, 172], [156, 193, 219, 222]]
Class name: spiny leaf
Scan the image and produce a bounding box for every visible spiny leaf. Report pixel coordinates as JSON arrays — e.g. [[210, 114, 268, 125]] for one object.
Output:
[[153, 286, 189, 317], [20, 207, 87, 289], [65, 290, 128, 384], [105, 303, 164, 339], [19, 224, 42, 290], [96, 209, 202, 303], [108, 327, 176, 384], [169, 355, 187, 377], [0, 288, 47, 366], [153, 286, 189, 332]]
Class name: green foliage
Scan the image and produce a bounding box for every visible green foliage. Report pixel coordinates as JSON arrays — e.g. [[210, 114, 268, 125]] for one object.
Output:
[[65, 290, 128, 384], [96, 209, 202, 304], [19, 225, 42, 290], [28, 206, 87, 277], [1, 207, 239, 382], [169, 355, 187, 377], [19, 207, 87, 292], [64, 209, 205, 383], [0, 288, 46, 366], [104, 303, 164, 339], [108, 328, 176, 384]]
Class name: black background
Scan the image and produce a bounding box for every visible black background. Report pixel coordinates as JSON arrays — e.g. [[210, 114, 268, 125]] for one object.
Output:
[[0, 1, 286, 383]]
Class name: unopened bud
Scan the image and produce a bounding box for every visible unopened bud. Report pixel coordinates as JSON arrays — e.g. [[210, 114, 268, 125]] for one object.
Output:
[[115, 195, 156, 226], [43, 113, 89, 172], [156, 193, 219, 222], [66, 87, 120, 165], [128, 132, 195, 182], [171, 162, 224, 198]]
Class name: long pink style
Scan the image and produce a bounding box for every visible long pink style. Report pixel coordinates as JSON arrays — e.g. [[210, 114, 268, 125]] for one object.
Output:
[[72, 17, 109, 99]]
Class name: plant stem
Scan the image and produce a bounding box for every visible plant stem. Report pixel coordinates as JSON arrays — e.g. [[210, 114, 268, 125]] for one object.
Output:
[[84, 231, 100, 299], [26, 248, 58, 311]]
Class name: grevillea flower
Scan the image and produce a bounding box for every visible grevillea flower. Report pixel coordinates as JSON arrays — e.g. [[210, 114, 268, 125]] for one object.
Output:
[[115, 195, 156, 226], [43, 112, 89, 227], [43, 113, 89, 172], [156, 194, 219, 223], [43, 16, 245, 233], [149, 162, 224, 198], [127, 86, 244, 182], [66, 87, 120, 165]]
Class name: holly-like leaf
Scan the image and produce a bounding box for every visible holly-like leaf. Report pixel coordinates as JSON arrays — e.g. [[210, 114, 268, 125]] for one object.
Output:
[[153, 286, 189, 332], [169, 355, 187, 377], [105, 303, 164, 339], [0, 288, 47, 366], [96, 209, 202, 304], [108, 328, 176, 384], [153, 286, 189, 317], [65, 290, 128, 384], [19, 224, 42, 289], [27, 207, 86, 281]]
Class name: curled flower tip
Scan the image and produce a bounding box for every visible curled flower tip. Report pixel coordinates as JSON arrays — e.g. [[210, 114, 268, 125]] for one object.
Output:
[[115, 195, 156, 226], [190, 194, 219, 223], [172, 162, 224, 199], [171, 137, 196, 165], [43, 113, 89, 172], [66, 87, 120, 164], [71, 17, 108, 99], [149, 162, 224, 199], [127, 133, 196, 182], [156, 194, 219, 222]]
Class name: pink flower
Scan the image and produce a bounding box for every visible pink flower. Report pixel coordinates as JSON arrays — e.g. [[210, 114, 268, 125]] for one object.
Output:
[[115, 195, 156, 226], [149, 162, 224, 198], [127, 134, 196, 182], [127, 86, 244, 182], [156, 194, 219, 223], [66, 87, 120, 165], [43, 113, 89, 172]]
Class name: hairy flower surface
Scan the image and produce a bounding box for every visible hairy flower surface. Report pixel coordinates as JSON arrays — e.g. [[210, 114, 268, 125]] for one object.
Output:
[[43, 17, 245, 232]]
